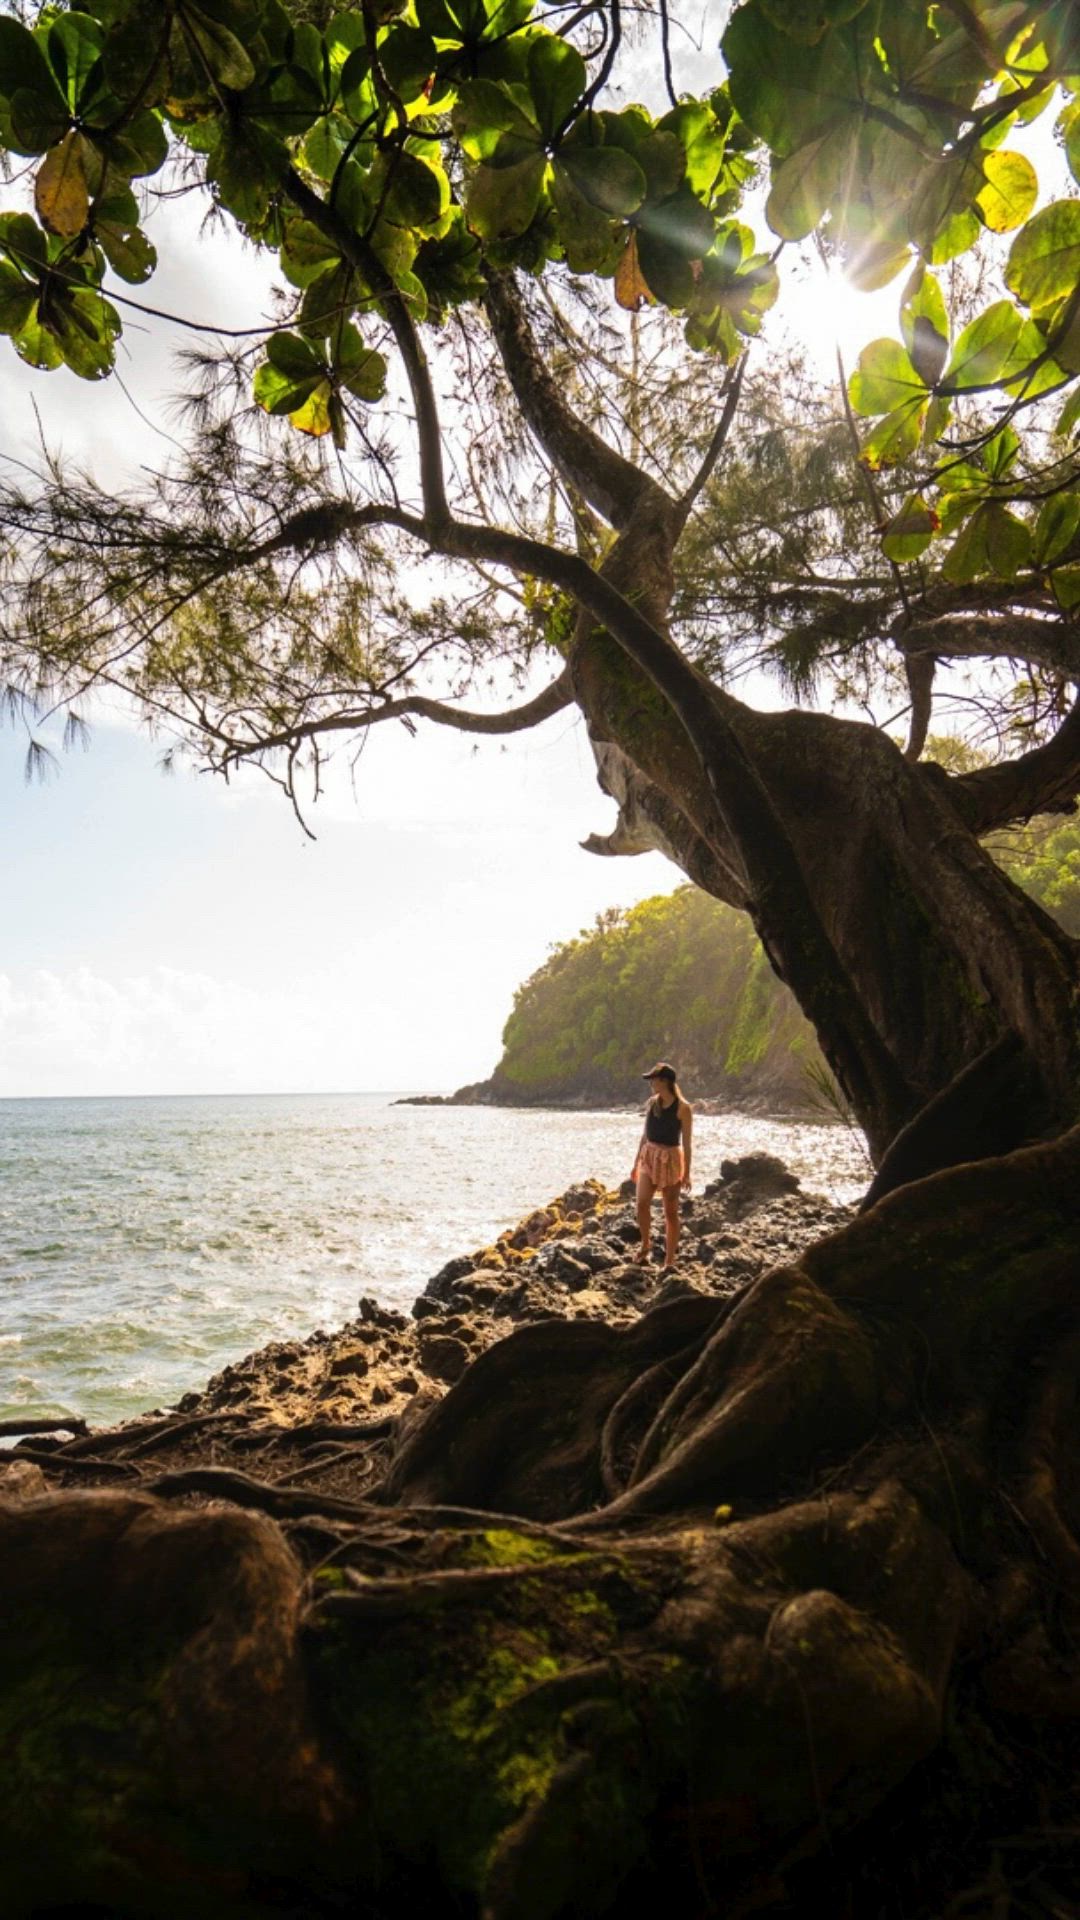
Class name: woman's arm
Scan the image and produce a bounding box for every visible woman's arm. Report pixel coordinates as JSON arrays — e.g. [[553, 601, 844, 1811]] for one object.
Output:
[[680, 1103, 693, 1189]]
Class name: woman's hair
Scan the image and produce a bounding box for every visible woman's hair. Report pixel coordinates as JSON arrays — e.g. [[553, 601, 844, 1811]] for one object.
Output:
[[647, 1076, 686, 1111]]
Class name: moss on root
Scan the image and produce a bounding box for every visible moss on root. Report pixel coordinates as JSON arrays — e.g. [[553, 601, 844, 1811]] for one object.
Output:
[[310, 1545, 665, 1912]]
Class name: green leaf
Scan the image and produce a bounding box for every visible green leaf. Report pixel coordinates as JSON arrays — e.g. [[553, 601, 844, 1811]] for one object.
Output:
[[721, 2, 846, 156], [935, 459, 988, 494], [601, 112, 685, 203], [207, 125, 287, 226], [1034, 493, 1080, 567], [880, 491, 938, 562], [1060, 99, 1080, 188], [636, 228, 695, 308], [900, 263, 949, 387], [299, 262, 363, 338], [101, 0, 170, 101], [766, 125, 850, 240], [413, 208, 484, 318], [983, 424, 1019, 480], [303, 114, 351, 182], [1054, 385, 1080, 441], [281, 219, 342, 289], [9, 85, 70, 155], [907, 150, 983, 255], [325, 9, 367, 74], [376, 149, 449, 228], [339, 46, 375, 121], [1052, 564, 1080, 610], [942, 502, 1032, 584], [266, 329, 325, 381], [846, 235, 911, 292], [1006, 199, 1080, 314], [377, 24, 437, 102], [921, 393, 952, 449], [453, 79, 540, 163], [253, 357, 325, 415], [0, 18, 61, 103], [47, 12, 105, 112], [976, 149, 1037, 234], [99, 108, 169, 180], [548, 162, 621, 274], [336, 323, 387, 400], [0, 212, 48, 272], [638, 181, 715, 262], [694, 225, 779, 334], [13, 303, 64, 370], [94, 196, 157, 283], [860, 397, 926, 469], [44, 284, 120, 379], [465, 152, 546, 240], [656, 102, 727, 202], [1002, 317, 1069, 400], [181, 2, 257, 91], [942, 300, 1023, 391], [848, 337, 926, 415], [0, 262, 36, 336], [757, 0, 873, 41], [927, 205, 980, 266], [527, 35, 584, 142], [556, 145, 645, 218]]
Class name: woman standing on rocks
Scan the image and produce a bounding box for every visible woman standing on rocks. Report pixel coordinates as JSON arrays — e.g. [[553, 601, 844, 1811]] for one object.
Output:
[[632, 1063, 692, 1270]]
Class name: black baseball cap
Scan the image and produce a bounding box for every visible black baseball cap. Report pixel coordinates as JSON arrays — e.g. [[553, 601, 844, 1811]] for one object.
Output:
[[641, 1062, 676, 1082]]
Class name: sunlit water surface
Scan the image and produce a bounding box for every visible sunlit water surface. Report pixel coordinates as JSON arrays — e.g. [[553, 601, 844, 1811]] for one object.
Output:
[[1, 1092, 869, 1426]]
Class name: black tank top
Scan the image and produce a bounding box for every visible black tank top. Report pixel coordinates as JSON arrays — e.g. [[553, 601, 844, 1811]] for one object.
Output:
[[645, 1097, 681, 1146]]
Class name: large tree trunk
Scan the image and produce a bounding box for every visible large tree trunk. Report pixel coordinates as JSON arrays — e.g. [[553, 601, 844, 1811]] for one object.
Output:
[[568, 503, 1080, 1177], [7, 1126, 1080, 1916]]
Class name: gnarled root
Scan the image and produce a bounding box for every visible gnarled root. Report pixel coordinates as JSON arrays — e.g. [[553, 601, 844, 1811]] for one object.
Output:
[[5, 1127, 1080, 1915]]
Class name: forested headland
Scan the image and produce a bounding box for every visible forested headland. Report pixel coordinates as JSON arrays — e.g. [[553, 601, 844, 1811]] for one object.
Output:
[[474, 810, 1080, 1110]]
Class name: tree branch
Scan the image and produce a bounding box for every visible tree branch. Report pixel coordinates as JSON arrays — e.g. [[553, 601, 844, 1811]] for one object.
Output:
[[482, 270, 668, 531], [673, 356, 747, 535], [282, 167, 450, 530], [217, 668, 574, 764], [903, 652, 936, 763], [946, 694, 1080, 833], [901, 612, 1080, 680]]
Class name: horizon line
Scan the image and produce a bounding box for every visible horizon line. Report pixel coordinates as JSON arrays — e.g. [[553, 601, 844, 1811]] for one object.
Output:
[[0, 1087, 454, 1103]]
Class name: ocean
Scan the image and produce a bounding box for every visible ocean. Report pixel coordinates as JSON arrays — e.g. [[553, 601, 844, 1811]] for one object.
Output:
[[0, 1092, 870, 1428]]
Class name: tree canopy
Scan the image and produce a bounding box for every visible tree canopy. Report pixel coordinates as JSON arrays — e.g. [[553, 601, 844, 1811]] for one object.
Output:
[[1, 0, 1080, 781]]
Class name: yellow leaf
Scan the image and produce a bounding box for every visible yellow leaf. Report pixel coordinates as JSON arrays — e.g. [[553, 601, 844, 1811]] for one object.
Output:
[[614, 231, 654, 313], [288, 380, 333, 437], [34, 131, 91, 239]]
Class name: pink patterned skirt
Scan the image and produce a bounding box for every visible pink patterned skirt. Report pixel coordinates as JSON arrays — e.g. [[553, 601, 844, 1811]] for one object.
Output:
[[636, 1142, 684, 1189]]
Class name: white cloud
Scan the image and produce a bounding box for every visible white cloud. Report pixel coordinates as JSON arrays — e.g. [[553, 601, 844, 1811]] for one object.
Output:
[[0, 965, 337, 1097]]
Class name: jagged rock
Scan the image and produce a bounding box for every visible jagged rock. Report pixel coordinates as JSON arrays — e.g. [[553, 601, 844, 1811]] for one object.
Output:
[[329, 1351, 369, 1379], [419, 1334, 470, 1383], [0, 1459, 48, 1500]]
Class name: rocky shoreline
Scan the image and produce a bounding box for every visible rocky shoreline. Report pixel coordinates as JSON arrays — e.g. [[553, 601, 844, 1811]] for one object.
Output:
[[0, 1154, 851, 1500]]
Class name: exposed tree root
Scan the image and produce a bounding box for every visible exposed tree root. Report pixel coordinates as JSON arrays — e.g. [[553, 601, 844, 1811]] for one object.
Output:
[[6, 1130, 1080, 1916]]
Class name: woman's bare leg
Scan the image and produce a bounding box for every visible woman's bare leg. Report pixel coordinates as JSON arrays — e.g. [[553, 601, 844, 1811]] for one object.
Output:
[[661, 1184, 681, 1268], [636, 1172, 656, 1261]]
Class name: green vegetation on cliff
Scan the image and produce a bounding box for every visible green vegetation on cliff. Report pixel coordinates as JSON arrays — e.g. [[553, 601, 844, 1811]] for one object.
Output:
[[488, 888, 819, 1111], [487, 822, 1080, 1110]]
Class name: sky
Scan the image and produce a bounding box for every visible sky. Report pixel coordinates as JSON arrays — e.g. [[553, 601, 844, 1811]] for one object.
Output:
[[0, 9, 1055, 1097]]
